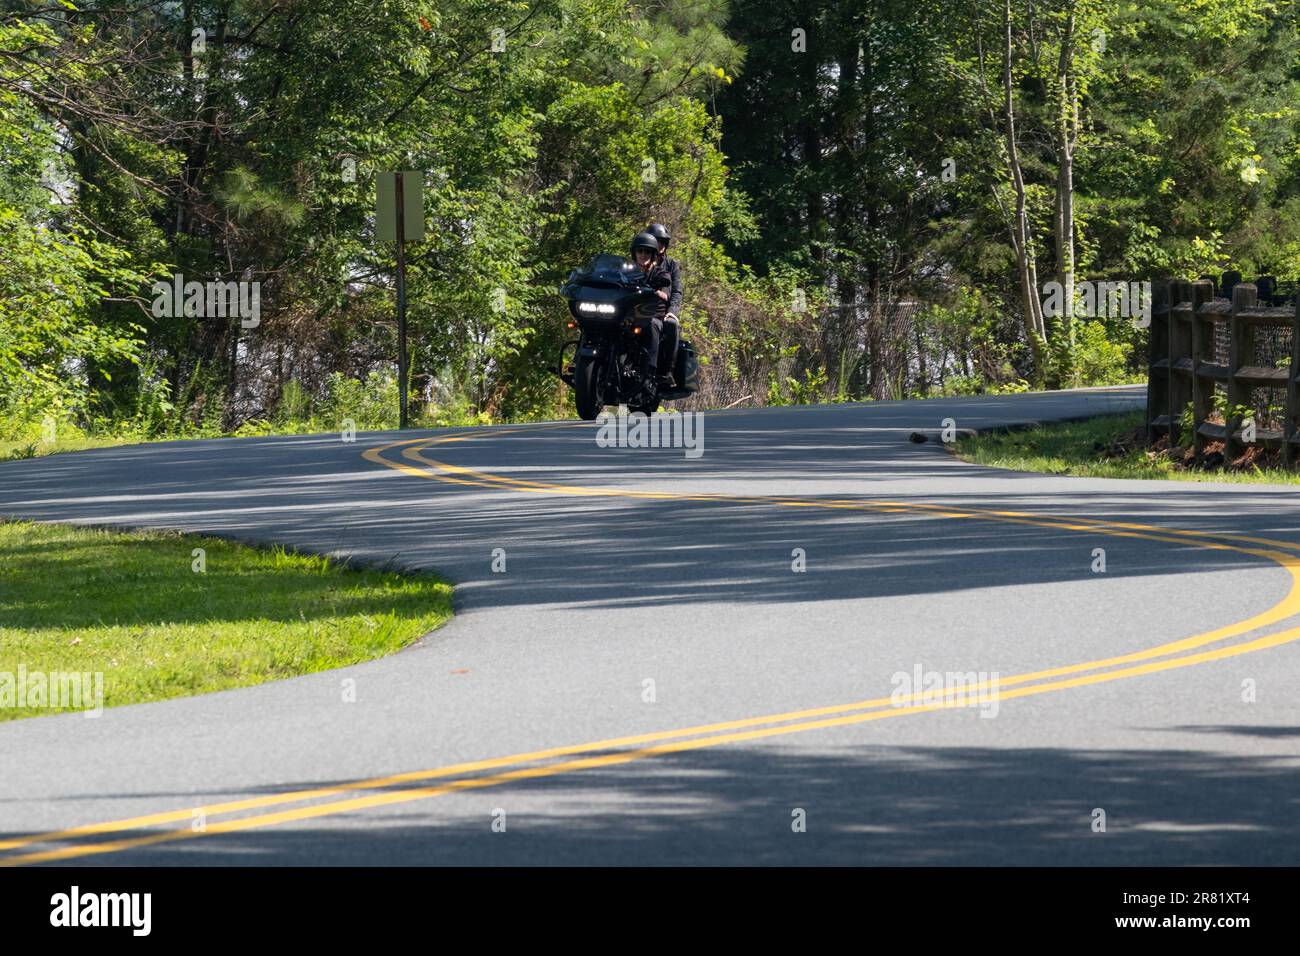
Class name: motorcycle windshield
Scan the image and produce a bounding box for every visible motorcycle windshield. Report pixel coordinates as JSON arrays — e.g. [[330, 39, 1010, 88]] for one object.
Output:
[[588, 254, 632, 273], [577, 254, 646, 285]]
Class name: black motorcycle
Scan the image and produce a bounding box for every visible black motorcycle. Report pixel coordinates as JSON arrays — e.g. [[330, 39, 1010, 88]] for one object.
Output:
[[554, 253, 698, 420]]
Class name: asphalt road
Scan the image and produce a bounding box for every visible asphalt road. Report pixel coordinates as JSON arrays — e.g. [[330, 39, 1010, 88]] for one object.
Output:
[[2, 384, 1299, 866]]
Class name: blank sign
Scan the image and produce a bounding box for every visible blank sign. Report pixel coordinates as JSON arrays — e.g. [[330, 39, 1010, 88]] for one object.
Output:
[[375, 171, 425, 242]]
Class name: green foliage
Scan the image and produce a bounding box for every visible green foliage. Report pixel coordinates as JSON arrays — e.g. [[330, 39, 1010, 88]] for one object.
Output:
[[276, 379, 312, 424], [0, 14, 152, 439], [768, 364, 830, 406], [1068, 320, 1137, 386], [916, 288, 1033, 395], [126, 357, 177, 438], [2, 0, 1296, 433], [319, 372, 401, 431], [0, 206, 147, 436]]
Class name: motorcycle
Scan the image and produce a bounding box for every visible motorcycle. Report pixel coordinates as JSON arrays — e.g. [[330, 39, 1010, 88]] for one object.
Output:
[[554, 253, 698, 421]]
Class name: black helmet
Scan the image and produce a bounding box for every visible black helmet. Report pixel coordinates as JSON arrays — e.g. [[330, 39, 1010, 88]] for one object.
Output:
[[647, 222, 671, 250], [630, 231, 659, 259]]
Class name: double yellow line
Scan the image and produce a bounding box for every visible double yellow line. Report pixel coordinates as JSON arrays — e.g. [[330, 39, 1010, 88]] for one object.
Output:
[[4, 423, 1299, 865]]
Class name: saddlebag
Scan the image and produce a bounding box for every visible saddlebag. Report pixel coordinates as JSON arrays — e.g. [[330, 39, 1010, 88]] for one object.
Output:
[[673, 339, 700, 395]]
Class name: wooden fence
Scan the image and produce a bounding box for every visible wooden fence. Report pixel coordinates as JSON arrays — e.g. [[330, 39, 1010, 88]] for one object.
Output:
[[1147, 275, 1299, 465]]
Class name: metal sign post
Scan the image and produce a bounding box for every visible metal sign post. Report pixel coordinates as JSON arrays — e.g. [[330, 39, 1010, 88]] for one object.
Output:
[[395, 172, 408, 429], [376, 171, 425, 429]]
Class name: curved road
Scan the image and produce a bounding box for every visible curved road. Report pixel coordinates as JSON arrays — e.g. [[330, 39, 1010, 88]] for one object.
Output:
[[2, 385, 1299, 866]]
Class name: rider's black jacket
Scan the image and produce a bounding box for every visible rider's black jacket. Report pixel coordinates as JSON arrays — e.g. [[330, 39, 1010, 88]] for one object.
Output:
[[644, 256, 682, 316]]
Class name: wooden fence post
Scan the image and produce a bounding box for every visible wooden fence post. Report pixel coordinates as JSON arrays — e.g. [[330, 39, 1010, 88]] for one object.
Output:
[[1288, 293, 1300, 467], [1146, 279, 1171, 444], [1257, 275, 1276, 306], [1225, 282, 1258, 461], [1169, 279, 1195, 447], [1222, 270, 1242, 301], [1189, 279, 1217, 457]]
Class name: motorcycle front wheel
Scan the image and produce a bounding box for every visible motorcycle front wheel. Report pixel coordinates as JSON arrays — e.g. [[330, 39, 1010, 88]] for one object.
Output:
[[573, 353, 604, 421]]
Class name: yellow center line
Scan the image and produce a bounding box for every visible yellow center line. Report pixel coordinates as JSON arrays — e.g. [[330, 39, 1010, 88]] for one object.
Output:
[[5, 422, 1299, 864], [8, 621, 1300, 868], [398, 438, 1300, 662]]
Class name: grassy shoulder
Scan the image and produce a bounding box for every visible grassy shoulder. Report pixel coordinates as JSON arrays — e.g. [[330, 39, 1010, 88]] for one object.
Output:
[[953, 411, 1300, 484], [0, 410, 529, 462], [1, 434, 135, 461], [0, 520, 453, 720]]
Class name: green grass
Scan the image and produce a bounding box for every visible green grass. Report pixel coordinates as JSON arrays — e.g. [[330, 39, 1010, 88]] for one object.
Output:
[[0, 520, 453, 720], [954, 411, 1300, 484], [0, 408, 522, 462], [0, 434, 138, 461]]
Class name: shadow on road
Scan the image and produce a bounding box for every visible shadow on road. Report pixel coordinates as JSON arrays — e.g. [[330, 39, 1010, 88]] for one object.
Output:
[[22, 740, 1297, 865], [2, 409, 1300, 620]]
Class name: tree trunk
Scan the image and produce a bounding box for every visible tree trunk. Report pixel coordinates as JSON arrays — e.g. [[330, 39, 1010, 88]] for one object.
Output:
[[1002, 0, 1048, 380], [800, 26, 826, 283], [1052, 7, 1079, 385]]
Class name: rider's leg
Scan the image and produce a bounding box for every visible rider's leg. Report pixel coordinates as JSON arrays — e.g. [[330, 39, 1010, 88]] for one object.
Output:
[[644, 316, 663, 381], [660, 317, 679, 381]]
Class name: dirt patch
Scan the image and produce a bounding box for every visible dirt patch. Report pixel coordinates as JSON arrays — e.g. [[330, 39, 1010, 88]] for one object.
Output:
[[1139, 429, 1284, 473], [1227, 443, 1280, 470], [1094, 424, 1149, 459]]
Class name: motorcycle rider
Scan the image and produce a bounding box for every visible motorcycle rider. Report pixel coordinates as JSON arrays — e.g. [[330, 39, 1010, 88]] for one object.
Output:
[[646, 222, 682, 386], [630, 230, 672, 390]]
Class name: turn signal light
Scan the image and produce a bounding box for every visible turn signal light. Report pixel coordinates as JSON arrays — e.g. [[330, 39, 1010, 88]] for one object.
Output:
[[632, 326, 641, 334]]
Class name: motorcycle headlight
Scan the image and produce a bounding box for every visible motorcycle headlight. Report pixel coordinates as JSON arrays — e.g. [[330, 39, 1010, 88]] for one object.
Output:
[[577, 301, 617, 315]]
